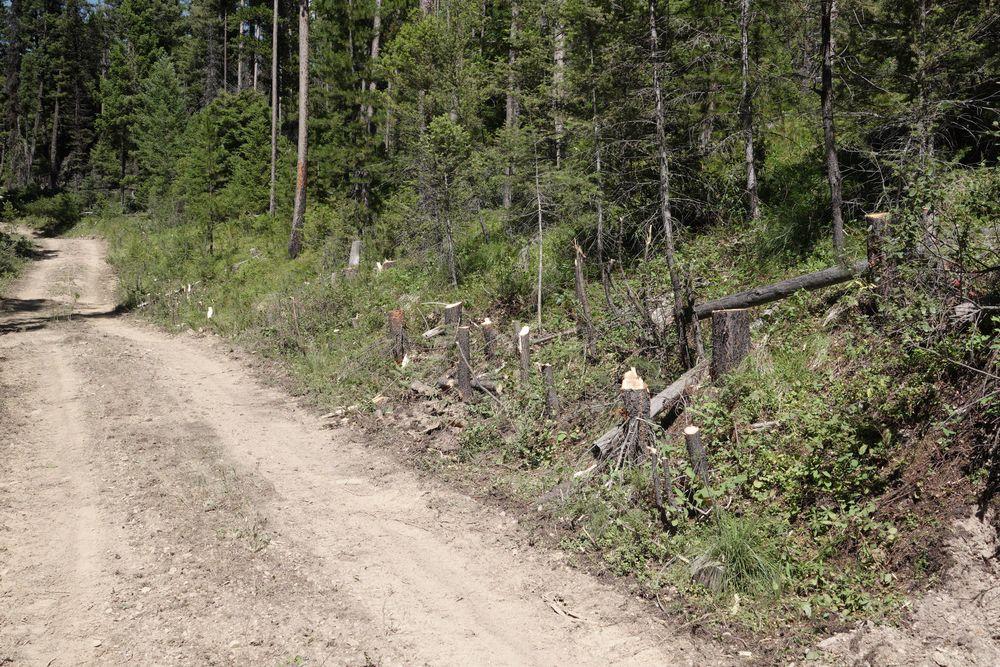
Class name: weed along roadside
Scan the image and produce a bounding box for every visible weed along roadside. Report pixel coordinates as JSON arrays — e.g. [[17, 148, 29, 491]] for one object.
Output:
[[52, 203, 996, 662], [2, 0, 998, 659]]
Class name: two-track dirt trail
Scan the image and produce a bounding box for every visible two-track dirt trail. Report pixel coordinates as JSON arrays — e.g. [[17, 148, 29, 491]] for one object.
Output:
[[0, 232, 729, 665]]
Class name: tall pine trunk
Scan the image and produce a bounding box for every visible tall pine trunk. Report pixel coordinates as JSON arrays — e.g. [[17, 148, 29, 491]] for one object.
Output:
[[552, 4, 565, 167], [502, 0, 518, 215], [269, 0, 279, 216], [49, 91, 60, 189], [364, 0, 382, 128], [821, 0, 844, 260], [740, 0, 759, 223], [288, 0, 309, 259], [649, 0, 691, 367]]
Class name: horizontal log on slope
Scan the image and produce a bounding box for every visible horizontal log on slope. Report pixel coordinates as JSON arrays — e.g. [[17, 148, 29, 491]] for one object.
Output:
[[693, 260, 867, 319], [591, 362, 707, 459]]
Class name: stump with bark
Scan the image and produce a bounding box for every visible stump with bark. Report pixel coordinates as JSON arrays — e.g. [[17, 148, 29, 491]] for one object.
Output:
[[387, 308, 406, 364], [598, 368, 660, 471], [345, 239, 362, 278], [865, 212, 895, 301], [542, 363, 559, 418], [710, 309, 750, 380], [444, 301, 463, 327], [684, 425, 709, 486], [456, 325, 473, 401], [481, 317, 497, 362], [517, 325, 531, 384]]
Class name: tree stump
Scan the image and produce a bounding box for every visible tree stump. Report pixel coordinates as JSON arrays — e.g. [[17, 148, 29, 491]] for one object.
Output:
[[481, 317, 497, 362], [542, 363, 559, 417], [684, 425, 709, 486], [865, 212, 894, 300], [444, 301, 463, 327], [621, 368, 653, 462], [710, 308, 750, 380], [387, 308, 406, 363], [456, 325, 473, 401], [517, 325, 531, 384], [345, 239, 362, 278], [573, 242, 597, 359]]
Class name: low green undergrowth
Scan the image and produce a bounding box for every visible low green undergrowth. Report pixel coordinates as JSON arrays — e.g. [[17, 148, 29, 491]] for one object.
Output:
[[71, 194, 996, 650]]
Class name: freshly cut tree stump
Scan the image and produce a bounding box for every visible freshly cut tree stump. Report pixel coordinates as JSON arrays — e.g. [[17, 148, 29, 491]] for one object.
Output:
[[456, 325, 473, 401], [387, 308, 406, 364], [865, 212, 894, 300], [517, 325, 531, 383], [542, 363, 559, 417], [444, 301, 463, 327], [591, 363, 707, 460], [619, 368, 653, 465], [684, 425, 709, 486], [344, 239, 362, 278], [481, 317, 498, 361], [710, 309, 750, 380]]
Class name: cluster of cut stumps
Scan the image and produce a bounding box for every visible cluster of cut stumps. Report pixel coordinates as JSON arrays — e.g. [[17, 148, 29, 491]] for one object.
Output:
[[372, 213, 891, 502]]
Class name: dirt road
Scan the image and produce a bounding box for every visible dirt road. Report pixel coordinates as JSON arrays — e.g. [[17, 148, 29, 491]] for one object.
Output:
[[0, 232, 729, 665]]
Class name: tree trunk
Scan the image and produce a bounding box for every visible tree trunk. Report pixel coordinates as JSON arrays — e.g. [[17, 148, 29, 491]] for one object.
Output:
[[223, 8, 229, 92], [551, 6, 565, 167], [237, 0, 245, 91], [364, 0, 382, 128], [48, 91, 60, 189], [288, 0, 309, 259], [740, 0, 759, 223], [649, 0, 691, 368], [269, 0, 279, 216], [533, 153, 544, 330], [502, 0, 519, 216], [821, 0, 844, 260], [592, 85, 615, 313], [710, 309, 751, 380], [253, 24, 261, 91]]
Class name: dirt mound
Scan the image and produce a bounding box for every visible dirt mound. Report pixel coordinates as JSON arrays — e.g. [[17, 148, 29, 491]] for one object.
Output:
[[816, 511, 999, 666]]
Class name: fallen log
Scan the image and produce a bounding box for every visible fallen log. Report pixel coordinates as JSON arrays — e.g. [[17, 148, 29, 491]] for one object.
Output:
[[437, 377, 497, 393], [693, 260, 867, 319], [592, 363, 707, 460]]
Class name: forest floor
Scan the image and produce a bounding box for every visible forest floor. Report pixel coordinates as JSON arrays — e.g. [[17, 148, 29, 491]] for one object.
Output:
[[0, 232, 728, 664], [1, 230, 997, 666]]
